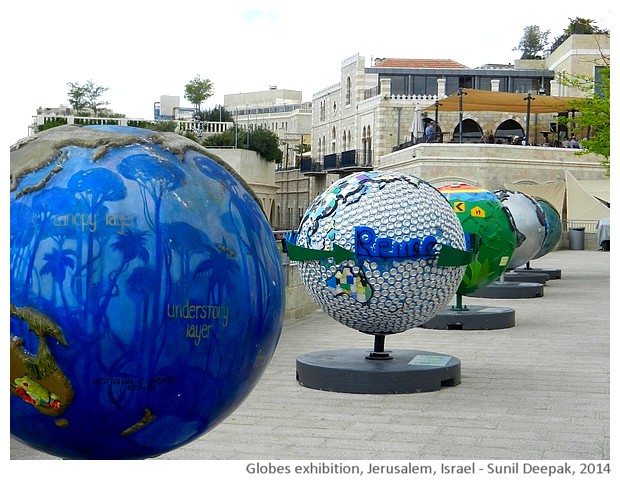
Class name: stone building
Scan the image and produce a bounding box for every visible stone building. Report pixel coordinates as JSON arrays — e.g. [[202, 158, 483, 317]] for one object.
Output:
[[223, 87, 312, 170], [273, 33, 609, 232]]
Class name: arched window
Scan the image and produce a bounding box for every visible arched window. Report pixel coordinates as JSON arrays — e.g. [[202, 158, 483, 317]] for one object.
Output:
[[495, 119, 525, 143], [346, 77, 352, 105], [452, 119, 483, 143], [331, 127, 337, 153], [362, 126, 372, 166]]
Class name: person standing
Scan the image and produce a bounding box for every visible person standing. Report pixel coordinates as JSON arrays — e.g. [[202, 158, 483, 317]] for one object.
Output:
[[425, 121, 436, 143]]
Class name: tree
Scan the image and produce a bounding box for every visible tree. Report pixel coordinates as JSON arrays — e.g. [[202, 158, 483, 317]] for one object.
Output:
[[184, 75, 213, 113], [150, 120, 178, 132], [564, 17, 608, 35], [67, 80, 109, 116], [549, 18, 609, 54], [66, 82, 88, 113], [197, 105, 234, 122], [561, 66, 610, 176], [205, 127, 283, 163], [514, 25, 550, 59]]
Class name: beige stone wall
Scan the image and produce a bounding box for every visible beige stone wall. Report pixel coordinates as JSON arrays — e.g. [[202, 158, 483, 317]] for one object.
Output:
[[376, 143, 607, 191], [283, 264, 318, 320], [546, 34, 610, 98], [274, 168, 336, 230], [207, 148, 278, 222]]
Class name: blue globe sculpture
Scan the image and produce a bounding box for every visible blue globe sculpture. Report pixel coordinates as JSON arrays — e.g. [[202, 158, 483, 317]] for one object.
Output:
[[10, 125, 285, 459], [533, 198, 562, 259]]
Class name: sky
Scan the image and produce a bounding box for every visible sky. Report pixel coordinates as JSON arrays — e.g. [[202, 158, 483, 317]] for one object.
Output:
[[2, 0, 613, 147]]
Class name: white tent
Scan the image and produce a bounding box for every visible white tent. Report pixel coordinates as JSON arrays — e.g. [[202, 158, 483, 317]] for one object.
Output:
[[504, 170, 609, 223], [565, 170, 610, 222]]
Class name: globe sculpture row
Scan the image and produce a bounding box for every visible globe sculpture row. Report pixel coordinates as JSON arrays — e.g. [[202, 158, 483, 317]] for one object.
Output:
[[11, 124, 561, 458], [290, 173, 561, 336]]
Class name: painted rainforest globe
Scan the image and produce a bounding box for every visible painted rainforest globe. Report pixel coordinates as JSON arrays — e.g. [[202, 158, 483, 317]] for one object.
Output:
[[290, 171, 469, 335], [438, 183, 517, 296], [10, 125, 285, 459]]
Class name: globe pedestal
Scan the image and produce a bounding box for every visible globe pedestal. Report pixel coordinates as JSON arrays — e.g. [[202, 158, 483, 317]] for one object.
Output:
[[423, 305, 515, 330], [466, 279, 544, 299], [514, 265, 562, 280], [296, 336, 461, 394], [503, 270, 549, 284]]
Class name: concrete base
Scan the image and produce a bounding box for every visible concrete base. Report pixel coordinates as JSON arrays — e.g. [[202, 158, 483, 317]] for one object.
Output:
[[422, 305, 515, 330], [296, 348, 460, 394], [514, 267, 562, 280], [466, 281, 544, 299], [503, 270, 549, 284]]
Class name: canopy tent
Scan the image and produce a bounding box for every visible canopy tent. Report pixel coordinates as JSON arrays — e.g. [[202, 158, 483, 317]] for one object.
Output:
[[435, 88, 580, 114]]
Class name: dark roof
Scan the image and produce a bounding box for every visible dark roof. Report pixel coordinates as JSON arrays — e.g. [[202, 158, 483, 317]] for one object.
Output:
[[373, 58, 469, 69]]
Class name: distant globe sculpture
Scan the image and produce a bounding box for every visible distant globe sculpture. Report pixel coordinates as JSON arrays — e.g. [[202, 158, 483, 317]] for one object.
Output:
[[10, 125, 285, 459], [439, 183, 517, 295], [494, 189, 547, 269], [289, 171, 469, 335], [533, 198, 562, 259]]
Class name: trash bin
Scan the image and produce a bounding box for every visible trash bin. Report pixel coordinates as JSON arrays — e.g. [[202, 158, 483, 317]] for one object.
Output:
[[569, 227, 585, 250]]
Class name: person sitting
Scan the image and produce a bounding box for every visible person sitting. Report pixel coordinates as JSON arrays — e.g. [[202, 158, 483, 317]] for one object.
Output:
[[568, 135, 581, 148]]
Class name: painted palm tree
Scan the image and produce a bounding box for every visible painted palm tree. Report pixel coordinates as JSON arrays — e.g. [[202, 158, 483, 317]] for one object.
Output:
[[10, 202, 34, 291], [97, 228, 150, 319], [126, 265, 157, 347], [193, 154, 280, 358], [20, 187, 77, 298], [117, 153, 185, 374], [67, 169, 127, 329], [161, 221, 207, 298], [40, 247, 76, 317], [193, 242, 240, 305]]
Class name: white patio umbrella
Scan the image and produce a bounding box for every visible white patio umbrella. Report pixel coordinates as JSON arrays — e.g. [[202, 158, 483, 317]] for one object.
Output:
[[410, 105, 424, 144]]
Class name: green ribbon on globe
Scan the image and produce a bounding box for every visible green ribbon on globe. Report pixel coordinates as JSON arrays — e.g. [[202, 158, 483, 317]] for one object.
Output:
[[285, 237, 477, 267], [286, 242, 356, 263]]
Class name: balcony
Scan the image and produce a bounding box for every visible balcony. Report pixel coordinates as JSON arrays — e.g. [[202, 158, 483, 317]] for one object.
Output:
[[324, 149, 373, 174], [299, 158, 326, 176]]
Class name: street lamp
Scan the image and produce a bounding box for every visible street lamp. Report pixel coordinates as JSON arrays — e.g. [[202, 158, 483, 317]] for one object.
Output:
[[523, 93, 534, 145], [457, 88, 467, 143], [434, 100, 442, 142]]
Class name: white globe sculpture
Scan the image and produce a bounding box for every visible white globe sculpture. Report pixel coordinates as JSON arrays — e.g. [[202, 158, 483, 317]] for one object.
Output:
[[290, 171, 468, 335]]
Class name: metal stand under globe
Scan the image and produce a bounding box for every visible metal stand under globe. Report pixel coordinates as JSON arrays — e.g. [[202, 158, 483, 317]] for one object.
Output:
[[422, 294, 515, 330], [296, 334, 461, 394]]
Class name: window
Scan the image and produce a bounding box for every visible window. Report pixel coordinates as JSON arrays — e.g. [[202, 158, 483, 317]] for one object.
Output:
[[346, 77, 351, 105], [513, 78, 536, 94], [594, 66, 609, 98]]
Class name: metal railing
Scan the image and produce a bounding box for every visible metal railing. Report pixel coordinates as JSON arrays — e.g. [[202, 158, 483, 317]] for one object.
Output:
[[563, 220, 600, 234]]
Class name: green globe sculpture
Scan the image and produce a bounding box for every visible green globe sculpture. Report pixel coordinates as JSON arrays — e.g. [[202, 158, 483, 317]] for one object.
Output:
[[439, 183, 517, 296]]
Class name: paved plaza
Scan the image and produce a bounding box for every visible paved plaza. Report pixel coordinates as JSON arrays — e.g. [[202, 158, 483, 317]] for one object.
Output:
[[10, 249, 611, 461]]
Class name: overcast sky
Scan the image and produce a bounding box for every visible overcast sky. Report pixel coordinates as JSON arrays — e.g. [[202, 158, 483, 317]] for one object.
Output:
[[3, 0, 613, 146]]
